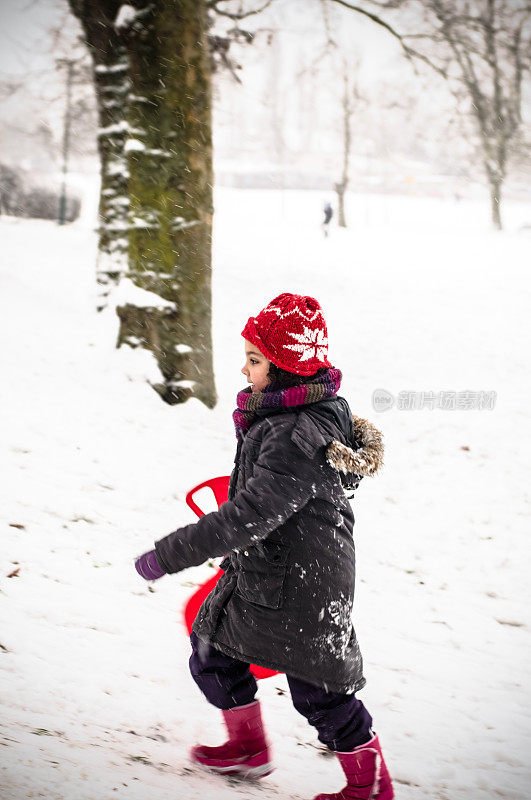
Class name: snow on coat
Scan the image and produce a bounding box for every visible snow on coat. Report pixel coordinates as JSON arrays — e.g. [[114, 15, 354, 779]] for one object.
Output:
[[154, 396, 384, 693]]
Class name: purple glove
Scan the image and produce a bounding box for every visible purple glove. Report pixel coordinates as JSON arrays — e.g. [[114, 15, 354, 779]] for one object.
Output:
[[135, 549, 166, 581]]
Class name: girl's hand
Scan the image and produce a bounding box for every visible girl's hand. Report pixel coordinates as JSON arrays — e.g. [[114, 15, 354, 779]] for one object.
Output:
[[135, 549, 166, 581]]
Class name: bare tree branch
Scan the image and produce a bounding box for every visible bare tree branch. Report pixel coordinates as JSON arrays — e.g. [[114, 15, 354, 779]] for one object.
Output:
[[326, 0, 448, 77], [319, 0, 340, 49], [208, 0, 276, 19]]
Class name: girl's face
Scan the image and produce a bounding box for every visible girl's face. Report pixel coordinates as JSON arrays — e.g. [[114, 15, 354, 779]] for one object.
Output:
[[242, 339, 271, 393]]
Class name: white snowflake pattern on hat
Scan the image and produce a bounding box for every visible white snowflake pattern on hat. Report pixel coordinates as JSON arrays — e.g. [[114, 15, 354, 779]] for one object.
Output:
[[284, 327, 328, 362]]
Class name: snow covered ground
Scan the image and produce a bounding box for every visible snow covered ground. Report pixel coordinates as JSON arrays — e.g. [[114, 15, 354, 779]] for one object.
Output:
[[1, 187, 530, 799]]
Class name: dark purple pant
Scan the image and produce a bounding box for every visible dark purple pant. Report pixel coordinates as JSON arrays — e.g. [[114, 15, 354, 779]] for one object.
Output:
[[189, 632, 373, 752]]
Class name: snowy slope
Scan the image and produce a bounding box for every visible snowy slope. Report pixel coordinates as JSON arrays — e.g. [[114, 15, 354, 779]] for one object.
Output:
[[1, 188, 530, 800]]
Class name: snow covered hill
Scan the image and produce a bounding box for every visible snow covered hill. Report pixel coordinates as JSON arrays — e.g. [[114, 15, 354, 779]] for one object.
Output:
[[1, 188, 530, 799]]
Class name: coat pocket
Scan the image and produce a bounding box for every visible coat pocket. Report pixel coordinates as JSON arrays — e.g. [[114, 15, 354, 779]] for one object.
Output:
[[235, 541, 290, 609]]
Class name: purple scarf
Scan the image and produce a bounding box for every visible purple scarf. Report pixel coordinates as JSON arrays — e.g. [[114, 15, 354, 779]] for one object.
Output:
[[232, 368, 342, 439]]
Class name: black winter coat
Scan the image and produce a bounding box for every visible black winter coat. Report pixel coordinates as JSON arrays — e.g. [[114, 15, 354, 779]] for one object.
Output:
[[155, 396, 384, 694]]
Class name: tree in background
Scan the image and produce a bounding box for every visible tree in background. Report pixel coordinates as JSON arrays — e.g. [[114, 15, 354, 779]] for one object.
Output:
[[334, 58, 363, 227], [413, 0, 531, 230]]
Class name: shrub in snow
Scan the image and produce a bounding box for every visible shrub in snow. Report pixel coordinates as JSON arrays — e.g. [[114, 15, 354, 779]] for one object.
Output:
[[0, 163, 24, 215], [22, 187, 81, 223], [0, 162, 81, 222]]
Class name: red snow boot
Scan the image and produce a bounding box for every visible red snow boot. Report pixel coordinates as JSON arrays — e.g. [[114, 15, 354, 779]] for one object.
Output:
[[190, 700, 273, 779], [313, 732, 395, 799]]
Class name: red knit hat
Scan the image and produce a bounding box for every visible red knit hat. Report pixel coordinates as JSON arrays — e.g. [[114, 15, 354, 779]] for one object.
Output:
[[241, 293, 332, 376]]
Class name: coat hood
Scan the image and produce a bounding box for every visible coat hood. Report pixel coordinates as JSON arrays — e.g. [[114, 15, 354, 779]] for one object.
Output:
[[290, 396, 384, 485]]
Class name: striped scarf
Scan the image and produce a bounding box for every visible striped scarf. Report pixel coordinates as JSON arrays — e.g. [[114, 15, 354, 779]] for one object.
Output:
[[233, 368, 342, 439]]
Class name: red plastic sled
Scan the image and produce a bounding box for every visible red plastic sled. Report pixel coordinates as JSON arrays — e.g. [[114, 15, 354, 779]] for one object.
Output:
[[183, 476, 280, 680]]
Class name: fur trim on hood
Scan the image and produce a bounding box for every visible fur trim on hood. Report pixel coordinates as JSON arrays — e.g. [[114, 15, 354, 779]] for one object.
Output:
[[326, 415, 384, 478]]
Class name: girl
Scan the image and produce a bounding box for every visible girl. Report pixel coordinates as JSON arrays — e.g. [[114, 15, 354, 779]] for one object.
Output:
[[135, 293, 395, 799]]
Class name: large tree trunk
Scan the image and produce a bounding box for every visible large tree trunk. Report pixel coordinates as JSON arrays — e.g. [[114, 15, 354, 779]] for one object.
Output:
[[68, 0, 217, 408]]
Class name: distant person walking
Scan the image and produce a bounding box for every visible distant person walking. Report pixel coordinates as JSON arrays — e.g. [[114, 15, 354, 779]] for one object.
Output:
[[322, 201, 333, 237]]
